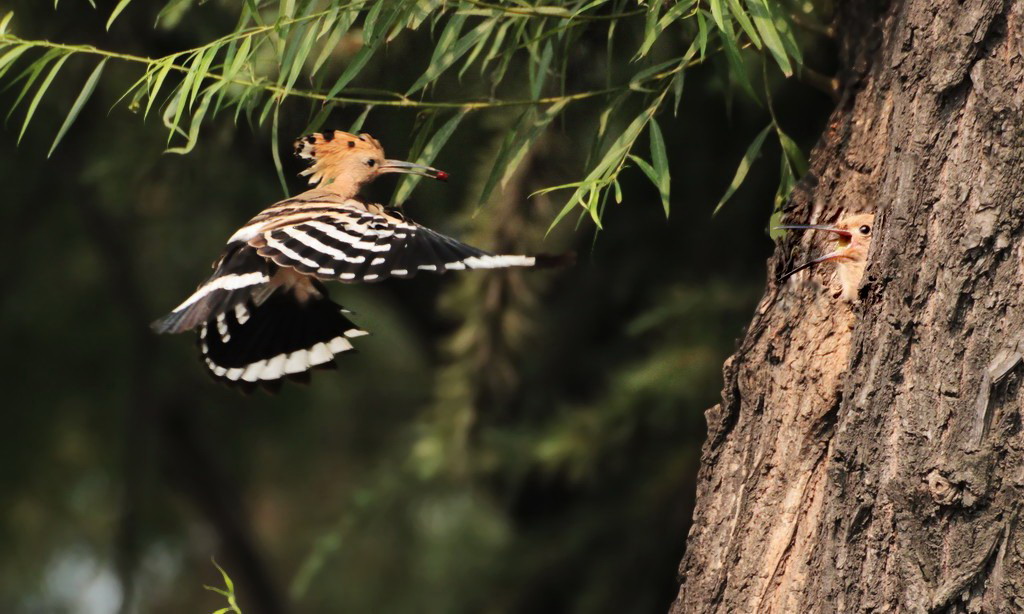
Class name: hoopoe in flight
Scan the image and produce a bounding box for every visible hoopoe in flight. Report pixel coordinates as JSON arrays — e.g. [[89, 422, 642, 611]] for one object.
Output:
[[153, 131, 552, 389], [776, 213, 874, 301]]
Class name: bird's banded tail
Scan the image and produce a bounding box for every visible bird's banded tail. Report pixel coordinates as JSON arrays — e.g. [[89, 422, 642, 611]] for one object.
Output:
[[198, 286, 366, 390], [152, 244, 366, 390]]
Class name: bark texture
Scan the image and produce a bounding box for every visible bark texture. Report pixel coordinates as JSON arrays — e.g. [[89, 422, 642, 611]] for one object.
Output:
[[672, 1, 1024, 612]]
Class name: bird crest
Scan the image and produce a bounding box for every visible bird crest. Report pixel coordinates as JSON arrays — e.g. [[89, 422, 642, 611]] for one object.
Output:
[[293, 130, 385, 187]]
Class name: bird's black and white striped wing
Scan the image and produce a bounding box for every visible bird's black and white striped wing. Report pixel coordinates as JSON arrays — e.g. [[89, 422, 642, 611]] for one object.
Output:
[[248, 204, 537, 284], [152, 243, 273, 334]]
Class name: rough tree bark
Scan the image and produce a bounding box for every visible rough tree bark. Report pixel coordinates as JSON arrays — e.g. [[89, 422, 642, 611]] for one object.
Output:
[[671, 1, 1024, 612]]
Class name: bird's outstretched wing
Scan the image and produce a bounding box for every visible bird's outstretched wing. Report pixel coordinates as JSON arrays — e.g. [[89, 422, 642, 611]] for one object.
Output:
[[243, 198, 537, 283]]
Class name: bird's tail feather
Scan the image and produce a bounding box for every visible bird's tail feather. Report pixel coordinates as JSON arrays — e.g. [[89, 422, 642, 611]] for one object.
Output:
[[198, 283, 366, 390]]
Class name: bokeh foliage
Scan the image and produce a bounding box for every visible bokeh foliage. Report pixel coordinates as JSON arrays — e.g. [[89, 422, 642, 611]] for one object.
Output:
[[0, 1, 835, 612]]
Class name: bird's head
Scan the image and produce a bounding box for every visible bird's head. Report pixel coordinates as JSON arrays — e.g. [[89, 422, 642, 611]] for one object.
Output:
[[776, 213, 875, 283], [294, 130, 448, 197]]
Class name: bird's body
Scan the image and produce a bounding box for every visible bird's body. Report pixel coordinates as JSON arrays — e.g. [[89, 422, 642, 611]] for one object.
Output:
[[153, 130, 547, 389], [777, 213, 875, 302]]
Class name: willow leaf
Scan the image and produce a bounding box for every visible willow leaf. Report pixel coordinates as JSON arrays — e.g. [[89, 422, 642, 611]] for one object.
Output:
[[628, 154, 658, 186], [311, 12, 354, 75], [528, 40, 553, 100], [189, 47, 216, 109], [302, 102, 335, 135], [392, 111, 465, 205], [649, 118, 671, 217], [281, 20, 319, 95], [459, 17, 497, 80], [405, 14, 477, 95], [270, 101, 288, 196], [708, 0, 726, 31], [478, 110, 533, 207], [145, 55, 176, 118], [695, 9, 709, 59], [746, 0, 791, 75], [713, 124, 770, 215], [719, 13, 755, 98], [106, 0, 133, 30], [628, 58, 679, 92], [638, 0, 665, 59], [167, 82, 224, 155], [7, 49, 62, 123], [727, 0, 761, 48], [48, 58, 106, 157], [764, 0, 802, 66], [0, 44, 31, 81], [349, 105, 373, 132], [19, 52, 70, 144], [326, 39, 379, 98], [223, 37, 251, 82], [165, 68, 196, 144], [776, 128, 807, 177]]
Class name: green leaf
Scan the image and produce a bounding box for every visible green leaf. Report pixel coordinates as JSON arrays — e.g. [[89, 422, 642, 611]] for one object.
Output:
[[649, 118, 671, 217], [301, 102, 335, 136], [481, 19, 512, 70], [189, 46, 216, 109], [348, 105, 373, 133], [391, 111, 465, 205], [0, 44, 31, 81], [773, 152, 795, 223], [713, 124, 770, 215], [459, 16, 497, 80], [268, 100, 288, 196], [5, 49, 62, 118], [768, 0, 802, 67], [549, 105, 656, 231], [145, 55, 177, 118], [223, 36, 251, 82], [165, 55, 199, 143], [776, 128, 807, 177], [638, 0, 665, 59], [528, 40, 552, 100], [671, 65, 685, 115], [106, 0, 133, 30], [718, 13, 756, 99], [746, 0, 791, 76], [406, 15, 494, 95], [18, 52, 70, 144], [311, 12, 354, 75], [708, 0, 726, 31], [628, 154, 658, 184], [165, 82, 223, 154], [726, 0, 761, 48], [628, 57, 679, 92], [695, 10, 709, 59], [0, 11, 13, 34], [280, 20, 319, 95], [326, 40, 379, 98], [637, 0, 696, 58], [478, 99, 568, 207], [48, 58, 106, 157]]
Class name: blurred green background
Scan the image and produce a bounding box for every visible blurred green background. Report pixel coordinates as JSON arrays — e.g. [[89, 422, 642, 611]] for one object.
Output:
[[0, 1, 834, 612]]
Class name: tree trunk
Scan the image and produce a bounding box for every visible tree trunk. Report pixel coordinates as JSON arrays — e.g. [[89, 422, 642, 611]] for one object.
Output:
[[671, 1, 1024, 612]]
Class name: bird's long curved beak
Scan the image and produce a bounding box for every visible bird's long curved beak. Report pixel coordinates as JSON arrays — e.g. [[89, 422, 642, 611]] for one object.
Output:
[[774, 224, 852, 239], [379, 159, 449, 181], [774, 225, 853, 282]]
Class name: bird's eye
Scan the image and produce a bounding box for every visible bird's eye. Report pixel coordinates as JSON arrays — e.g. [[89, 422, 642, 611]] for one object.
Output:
[[366, 159, 376, 167], [859, 225, 871, 235]]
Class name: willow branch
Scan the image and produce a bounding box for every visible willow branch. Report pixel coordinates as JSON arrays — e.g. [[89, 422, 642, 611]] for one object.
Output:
[[0, 33, 704, 111]]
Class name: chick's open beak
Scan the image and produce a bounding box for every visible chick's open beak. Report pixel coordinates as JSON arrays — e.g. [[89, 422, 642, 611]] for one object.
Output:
[[774, 224, 853, 282], [379, 159, 449, 181]]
